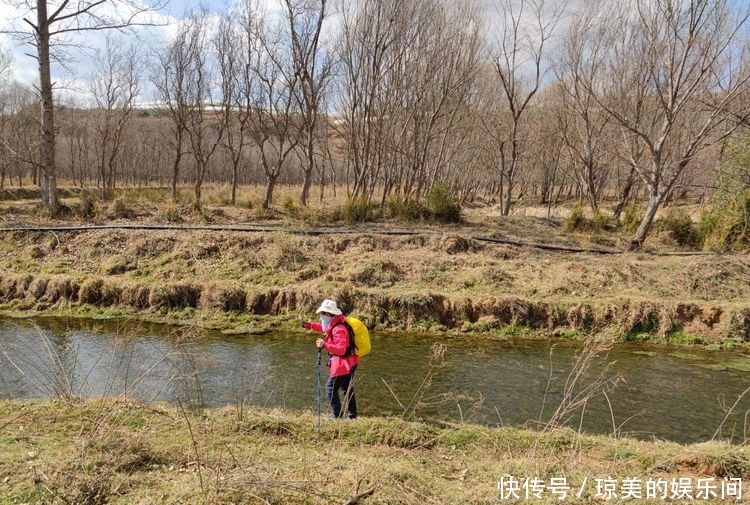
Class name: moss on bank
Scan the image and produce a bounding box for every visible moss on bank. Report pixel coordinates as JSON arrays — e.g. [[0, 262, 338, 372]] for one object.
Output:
[[1, 399, 748, 504]]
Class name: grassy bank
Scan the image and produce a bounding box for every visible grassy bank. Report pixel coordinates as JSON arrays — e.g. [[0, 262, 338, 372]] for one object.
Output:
[[1, 399, 748, 504], [0, 228, 749, 346]]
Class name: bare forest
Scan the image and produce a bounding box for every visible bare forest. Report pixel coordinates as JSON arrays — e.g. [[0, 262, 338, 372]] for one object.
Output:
[[1, 0, 750, 249]]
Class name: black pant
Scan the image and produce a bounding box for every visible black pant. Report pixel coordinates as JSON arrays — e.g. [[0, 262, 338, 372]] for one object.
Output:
[[326, 365, 357, 419]]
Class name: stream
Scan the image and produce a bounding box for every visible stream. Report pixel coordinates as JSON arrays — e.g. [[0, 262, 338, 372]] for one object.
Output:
[[1, 317, 749, 444]]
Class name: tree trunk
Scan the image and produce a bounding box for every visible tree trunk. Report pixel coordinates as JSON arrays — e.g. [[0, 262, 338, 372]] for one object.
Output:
[[299, 128, 315, 205], [39, 168, 48, 205], [628, 194, 661, 251], [319, 163, 325, 204], [300, 170, 313, 205], [612, 166, 636, 220], [194, 168, 203, 210], [332, 170, 336, 198], [99, 151, 108, 200], [231, 159, 239, 206], [263, 174, 277, 209], [497, 153, 505, 214], [587, 190, 599, 214], [37, 0, 58, 213], [502, 172, 513, 216], [171, 151, 181, 203]]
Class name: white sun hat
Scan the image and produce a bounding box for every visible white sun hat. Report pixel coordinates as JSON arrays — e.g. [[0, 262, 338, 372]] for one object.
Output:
[[315, 299, 342, 315]]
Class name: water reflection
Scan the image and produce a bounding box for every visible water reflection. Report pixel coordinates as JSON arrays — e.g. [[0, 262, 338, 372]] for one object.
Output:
[[1, 317, 749, 444]]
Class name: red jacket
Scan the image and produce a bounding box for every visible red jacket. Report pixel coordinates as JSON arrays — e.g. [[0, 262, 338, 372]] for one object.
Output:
[[308, 314, 360, 377]]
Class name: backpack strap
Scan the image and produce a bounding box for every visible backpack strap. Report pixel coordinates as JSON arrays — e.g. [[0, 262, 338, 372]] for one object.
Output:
[[332, 320, 357, 357]]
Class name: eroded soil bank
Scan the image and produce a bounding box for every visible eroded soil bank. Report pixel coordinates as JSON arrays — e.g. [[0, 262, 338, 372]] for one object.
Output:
[[0, 229, 748, 344]]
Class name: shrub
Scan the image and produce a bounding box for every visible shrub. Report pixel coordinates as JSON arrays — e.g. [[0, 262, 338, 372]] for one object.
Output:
[[282, 197, 325, 222], [656, 208, 700, 248], [158, 204, 183, 223], [699, 137, 750, 252], [701, 189, 750, 252], [591, 212, 611, 232], [76, 192, 98, 219], [384, 195, 429, 221], [342, 198, 376, 223], [282, 197, 299, 217], [191, 204, 214, 223], [425, 184, 461, 223], [564, 203, 612, 233], [564, 204, 588, 232], [621, 203, 643, 233]]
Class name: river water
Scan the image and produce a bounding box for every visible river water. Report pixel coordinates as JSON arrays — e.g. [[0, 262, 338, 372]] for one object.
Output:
[[1, 317, 749, 444]]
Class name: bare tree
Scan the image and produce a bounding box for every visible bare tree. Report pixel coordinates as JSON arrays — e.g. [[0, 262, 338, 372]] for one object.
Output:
[[154, 19, 193, 203], [397, 1, 483, 202], [216, 12, 251, 206], [555, 4, 611, 212], [524, 90, 567, 213], [0, 80, 40, 187], [247, 4, 302, 209], [5, 0, 165, 213], [490, 0, 565, 216], [61, 108, 90, 187], [182, 11, 227, 209], [336, 0, 419, 201], [0, 0, 745, 223], [611, 147, 643, 220], [90, 37, 141, 199], [281, 0, 331, 206], [336, 0, 481, 204], [0, 47, 12, 188], [582, 0, 750, 249]]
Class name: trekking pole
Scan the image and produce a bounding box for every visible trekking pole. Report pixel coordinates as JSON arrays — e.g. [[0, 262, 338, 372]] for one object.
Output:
[[316, 347, 322, 432]]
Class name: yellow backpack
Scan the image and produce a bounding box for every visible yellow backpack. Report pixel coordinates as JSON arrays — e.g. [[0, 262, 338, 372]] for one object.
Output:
[[344, 316, 371, 357]]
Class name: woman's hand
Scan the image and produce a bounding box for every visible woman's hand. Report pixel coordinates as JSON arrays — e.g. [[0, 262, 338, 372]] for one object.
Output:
[[316, 338, 325, 349]]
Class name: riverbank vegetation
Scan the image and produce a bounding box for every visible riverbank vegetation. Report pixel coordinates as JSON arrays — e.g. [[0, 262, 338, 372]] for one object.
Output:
[[1, 398, 748, 504], [0, 223, 748, 346]]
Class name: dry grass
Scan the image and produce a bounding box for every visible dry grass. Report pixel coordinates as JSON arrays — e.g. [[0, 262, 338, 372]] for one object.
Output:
[[1, 398, 748, 504], [0, 184, 746, 344], [2, 229, 746, 304], [0, 228, 748, 343], [0, 183, 707, 250]]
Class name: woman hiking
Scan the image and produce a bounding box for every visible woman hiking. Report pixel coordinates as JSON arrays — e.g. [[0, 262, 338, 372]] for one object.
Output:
[[303, 299, 359, 419]]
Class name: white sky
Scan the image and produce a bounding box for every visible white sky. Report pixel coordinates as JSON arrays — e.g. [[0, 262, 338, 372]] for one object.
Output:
[[0, 0, 286, 101], [0, 0, 559, 105]]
